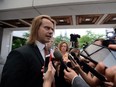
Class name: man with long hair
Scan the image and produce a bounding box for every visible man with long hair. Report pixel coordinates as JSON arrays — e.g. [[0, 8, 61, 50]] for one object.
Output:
[[0, 15, 56, 87]]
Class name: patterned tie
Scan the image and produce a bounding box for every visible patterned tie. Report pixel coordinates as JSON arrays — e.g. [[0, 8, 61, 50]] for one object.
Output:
[[44, 45, 51, 73], [44, 45, 50, 56]]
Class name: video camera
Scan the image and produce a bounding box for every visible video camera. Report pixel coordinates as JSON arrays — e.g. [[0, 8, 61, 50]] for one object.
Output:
[[70, 34, 81, 48], [70, 34, 80, 42]]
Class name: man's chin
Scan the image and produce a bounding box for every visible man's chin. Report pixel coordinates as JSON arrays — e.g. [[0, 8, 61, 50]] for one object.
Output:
[[45, 40, 50, 43], [47, 39, 51, 42]]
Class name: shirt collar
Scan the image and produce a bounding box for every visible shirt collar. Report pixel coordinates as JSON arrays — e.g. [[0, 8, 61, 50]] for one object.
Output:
[[35, 40, 45, 51]]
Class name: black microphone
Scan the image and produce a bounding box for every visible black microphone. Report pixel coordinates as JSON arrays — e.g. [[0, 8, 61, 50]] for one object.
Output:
[[69, 52, 107, 82], [80, 53, 98, 65], [44, 54, 50, 73], [70, 52, 80, 64], [68, 53, 77, 64], [53, 50, 68, 71], [81, 61, 107, 82]]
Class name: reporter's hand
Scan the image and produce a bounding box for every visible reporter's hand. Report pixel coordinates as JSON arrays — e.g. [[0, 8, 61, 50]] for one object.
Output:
[[69, 58, 81, 73], [43, 61, 56, 87], [64, 67, 78, 83]]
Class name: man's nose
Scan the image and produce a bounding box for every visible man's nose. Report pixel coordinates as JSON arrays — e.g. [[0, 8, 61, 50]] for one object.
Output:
[[49, 29, 54, 34]]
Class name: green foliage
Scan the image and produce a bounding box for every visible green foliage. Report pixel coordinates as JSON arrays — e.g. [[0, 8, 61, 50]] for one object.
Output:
[[12, 30, 104, 50], [54, 35, 70, 46], [12, 37, 27, 50], [23, 32, 30, 39], [78, 30, 104, 48], [12, 32, 29, 50]]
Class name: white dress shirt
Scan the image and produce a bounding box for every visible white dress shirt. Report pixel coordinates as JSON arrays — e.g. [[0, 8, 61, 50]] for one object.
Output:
[[35, 40, 45, 61]]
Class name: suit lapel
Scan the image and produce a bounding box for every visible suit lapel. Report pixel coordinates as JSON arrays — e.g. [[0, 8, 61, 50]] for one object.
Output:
[[30, 44, 44, 65]]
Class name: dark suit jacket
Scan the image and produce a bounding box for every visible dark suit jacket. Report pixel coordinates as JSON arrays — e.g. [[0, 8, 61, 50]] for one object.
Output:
[[72, 76, 90, 87], [0, 44, 44, 87], [55, 63, 71, 87]]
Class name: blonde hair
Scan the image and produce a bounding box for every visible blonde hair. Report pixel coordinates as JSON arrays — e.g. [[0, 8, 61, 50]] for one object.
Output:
[[27, 15, 56, 44], [58, 41, 69, 52]]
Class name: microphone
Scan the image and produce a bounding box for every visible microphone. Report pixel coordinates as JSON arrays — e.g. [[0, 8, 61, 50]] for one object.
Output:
[[70, 52, 80, 64], [80, 61, 107, 82], [53, 50, 68, 71], [68, 52, 107, 82], [44, 54, 50, 73], [68, 53, 77, 64], [80, 53, 98, 65]]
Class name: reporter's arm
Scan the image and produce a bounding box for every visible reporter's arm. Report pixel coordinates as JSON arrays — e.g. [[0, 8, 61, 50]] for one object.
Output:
[[43, 61, 56, 87], [70, 58, 99, 87], [108, 44, 116, 50], [78, 64, 101, 86], [72, 76, 90, 87], [64, 67, 90, 87]]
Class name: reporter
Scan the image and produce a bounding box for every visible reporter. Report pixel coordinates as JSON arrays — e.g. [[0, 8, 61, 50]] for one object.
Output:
[[55, 41, 71, 87], [58, 41, 70, 63], [43, 61, 56, 87]]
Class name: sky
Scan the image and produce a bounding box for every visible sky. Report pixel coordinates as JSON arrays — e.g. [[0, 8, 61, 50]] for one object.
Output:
[[13, 28, 114, 38]]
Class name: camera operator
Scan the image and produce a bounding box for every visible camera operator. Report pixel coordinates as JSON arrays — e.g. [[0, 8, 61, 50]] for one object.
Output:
[[108, 35, 116, 50], [102, 35, 116, 51]]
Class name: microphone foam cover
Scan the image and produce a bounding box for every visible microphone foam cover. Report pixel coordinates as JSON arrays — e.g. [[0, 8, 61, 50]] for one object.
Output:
[[53, 50, 63, 60]]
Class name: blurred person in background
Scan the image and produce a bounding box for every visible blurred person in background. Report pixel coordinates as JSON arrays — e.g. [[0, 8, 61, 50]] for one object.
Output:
[[55, 41, 71, 87], [58, 41, 70, 63]]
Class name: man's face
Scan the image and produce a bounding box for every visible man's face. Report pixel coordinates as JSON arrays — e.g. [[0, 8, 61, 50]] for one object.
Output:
[[37, 18, 55, 44]]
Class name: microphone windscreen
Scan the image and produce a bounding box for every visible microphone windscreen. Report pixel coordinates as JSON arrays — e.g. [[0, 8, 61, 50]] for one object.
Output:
[[53, 50, 68, 71], [53, 50, 63, 60]]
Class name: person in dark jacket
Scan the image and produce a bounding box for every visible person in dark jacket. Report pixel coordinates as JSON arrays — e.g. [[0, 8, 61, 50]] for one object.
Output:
[[0, 15, 56, 87]]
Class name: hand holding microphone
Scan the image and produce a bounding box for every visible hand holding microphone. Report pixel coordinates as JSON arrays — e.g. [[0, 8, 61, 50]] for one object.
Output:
[[44, 49, 53, 73], [68, 52, 108, 82]]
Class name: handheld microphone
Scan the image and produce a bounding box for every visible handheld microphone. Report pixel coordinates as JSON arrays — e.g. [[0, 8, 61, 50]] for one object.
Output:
[[68, 53, 77, 64], [70, 52, 80, 64], [80, 53, 98, 65], [69, 52, 107, 82], [44, 54, 50, 73], [53, 50, 68, 71], [81, 61, 107, 82]]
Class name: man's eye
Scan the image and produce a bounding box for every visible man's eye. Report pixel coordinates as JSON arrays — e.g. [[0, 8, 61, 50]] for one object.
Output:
[[44, 26, 54, 31], [45, 26, 50, 30]]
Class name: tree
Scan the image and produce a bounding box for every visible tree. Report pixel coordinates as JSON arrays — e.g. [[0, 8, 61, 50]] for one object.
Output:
[[12, 36, 26, 50], [78, 31, 104, 48], [12, 32, 29, 50], [23, 32, 30, 39], [54, 35, 70, 46]]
